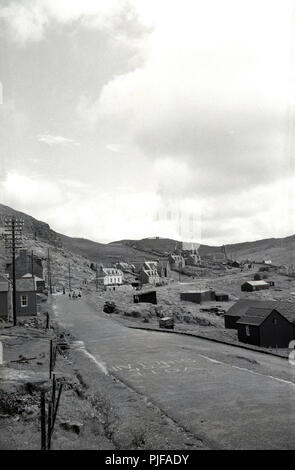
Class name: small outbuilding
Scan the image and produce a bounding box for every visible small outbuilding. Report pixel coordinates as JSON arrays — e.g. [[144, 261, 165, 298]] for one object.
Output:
[[214, 293, 229, 302], [224, 299, 276, 329], [237, 305, 295, 348], [180, 290, 215, 304], [134, 290, 157, 305], [241, 280, 269, 292], [16, 278, 37, 316]]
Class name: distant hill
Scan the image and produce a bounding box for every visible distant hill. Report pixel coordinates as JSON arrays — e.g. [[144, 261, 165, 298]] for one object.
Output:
[[0, 203, 294, 268]]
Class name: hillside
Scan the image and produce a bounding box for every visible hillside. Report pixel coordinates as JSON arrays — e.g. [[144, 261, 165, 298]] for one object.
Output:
[[0, 203, 294, 272]]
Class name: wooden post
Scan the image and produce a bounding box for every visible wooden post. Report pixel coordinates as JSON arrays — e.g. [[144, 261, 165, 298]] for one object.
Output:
[[47, 402, 52, 450], [40, 391, 46, 450], [45, 312, 50, 330], [49, 340, 53, 379], [50, 383, 63, 442]]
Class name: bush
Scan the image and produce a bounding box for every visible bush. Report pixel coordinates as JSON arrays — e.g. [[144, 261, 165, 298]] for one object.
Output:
[[254, 273, 261, 280]]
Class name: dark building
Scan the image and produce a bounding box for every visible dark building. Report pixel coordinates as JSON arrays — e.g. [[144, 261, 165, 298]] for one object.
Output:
[[237, 305, 295, 348], [224, 299, 276, 329], [266, 280, 275, 287], [241, 280, 269, 292], [16, 278, 37, 316], [134, 290, 157, 305], [180, 290, 215, 304], [6, 249, 44, 280], [215, 293, 229, 302], [0, 273, 12, 320]]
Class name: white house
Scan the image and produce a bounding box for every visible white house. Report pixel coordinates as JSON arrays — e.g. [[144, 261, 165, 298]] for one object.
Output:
[[97, 266, 123, 286]]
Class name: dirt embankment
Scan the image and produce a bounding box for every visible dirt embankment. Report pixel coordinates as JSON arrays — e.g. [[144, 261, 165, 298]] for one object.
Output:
[[0, 302, 207, 450]]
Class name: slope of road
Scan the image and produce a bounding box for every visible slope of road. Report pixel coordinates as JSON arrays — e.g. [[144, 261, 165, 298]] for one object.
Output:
[[52, 295, 295, 450]]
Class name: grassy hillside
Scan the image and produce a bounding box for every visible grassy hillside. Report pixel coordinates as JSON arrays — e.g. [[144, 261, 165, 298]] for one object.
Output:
[[0, 203, 294, 268]]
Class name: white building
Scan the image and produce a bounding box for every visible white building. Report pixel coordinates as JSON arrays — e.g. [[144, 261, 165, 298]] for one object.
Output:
[[97, 266, 123, 286]]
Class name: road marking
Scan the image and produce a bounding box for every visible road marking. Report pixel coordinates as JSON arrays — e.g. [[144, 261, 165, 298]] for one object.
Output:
[[200, 354, 295, 387]]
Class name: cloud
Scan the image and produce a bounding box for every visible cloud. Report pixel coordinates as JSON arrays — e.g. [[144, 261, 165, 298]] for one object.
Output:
[[38, 134, 78, 146], [79, 0, 294, 198], [0, 0, 150, 44], [105, 144, 122, 153]]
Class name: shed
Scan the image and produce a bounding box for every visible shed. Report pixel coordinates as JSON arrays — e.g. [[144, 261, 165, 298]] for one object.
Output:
[[214, 293, 229, 302], [237, 306, 295, 348], [180, 290, 215, 304], [134, 290, 157, 305], [16, 278, 37, 316], [241, 280, 269, 292], [266, 280, 275, 287], [0, 273, 12, 320]]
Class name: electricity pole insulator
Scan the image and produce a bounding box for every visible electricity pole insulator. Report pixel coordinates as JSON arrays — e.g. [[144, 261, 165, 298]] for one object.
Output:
[[3, 215, 24, 326]]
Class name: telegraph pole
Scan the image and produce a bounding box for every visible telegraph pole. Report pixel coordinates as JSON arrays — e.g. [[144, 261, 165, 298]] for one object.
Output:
[[95, 264, 98, 292], [47, 248, 52, 294], [68, 263, 71, 292], [31, 250, 34, 277], [4, 216, 24, 326]]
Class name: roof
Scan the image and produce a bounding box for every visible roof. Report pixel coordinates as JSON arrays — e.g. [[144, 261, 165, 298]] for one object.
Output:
[[134, 290, 156, 296], [237, 315, 267, 326], [225, 300, 276, 317], [16, 278, 36, 292], [242, 280, 269, 287], [229, 300, 295, 325], [0, 273, 9, 292], [181, 290, 211, 294]]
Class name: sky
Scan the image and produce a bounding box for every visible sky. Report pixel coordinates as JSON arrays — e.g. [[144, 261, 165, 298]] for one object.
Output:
[[0, 0, 295, 245]]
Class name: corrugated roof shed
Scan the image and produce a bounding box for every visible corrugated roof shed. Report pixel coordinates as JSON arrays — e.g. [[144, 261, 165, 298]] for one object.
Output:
[[225, 300, 276, 317]]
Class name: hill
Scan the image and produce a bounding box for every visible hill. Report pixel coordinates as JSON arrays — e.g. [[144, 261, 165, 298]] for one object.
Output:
[[0, 204, 294, 278]]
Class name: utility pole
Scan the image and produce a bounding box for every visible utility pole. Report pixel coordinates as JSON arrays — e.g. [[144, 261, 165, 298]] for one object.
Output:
[[31, 250, 34, 277], [68, 262, 71, 292], [47, 248, 52, 294], [95, 264, 98, 292], [4, 216, 24, 326]]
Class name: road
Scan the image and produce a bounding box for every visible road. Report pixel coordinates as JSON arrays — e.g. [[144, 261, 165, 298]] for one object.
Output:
[[52, 294, 295, 449]]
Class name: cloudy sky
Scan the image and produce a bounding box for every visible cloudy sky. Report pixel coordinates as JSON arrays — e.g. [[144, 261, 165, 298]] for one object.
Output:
[[0, 0, 295, 245]]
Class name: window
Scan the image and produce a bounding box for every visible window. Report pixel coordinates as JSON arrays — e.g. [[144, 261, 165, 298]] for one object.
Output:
[[21, 295, 28, 307], [273, 318, 277, 325], [245, 325, 250, 337]]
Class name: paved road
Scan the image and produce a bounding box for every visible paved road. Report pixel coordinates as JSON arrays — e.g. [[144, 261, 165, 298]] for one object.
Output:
[[53, 295, 295, 449]]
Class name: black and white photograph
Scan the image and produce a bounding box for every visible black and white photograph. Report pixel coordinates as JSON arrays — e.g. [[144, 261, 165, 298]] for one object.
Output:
[[0, 0, 295, 456]]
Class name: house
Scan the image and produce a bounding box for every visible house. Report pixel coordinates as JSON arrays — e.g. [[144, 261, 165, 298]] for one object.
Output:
[[236, 303, 295, 347], [139, 262, 161, 285], [116, 262, 135, 273], [214, 293, 229, 302], [224, 299, 280, 329], [21, 273, 46, 292], [168, 253, 186, 269], [0, 273, 12, 320], [185, 252, 201, 266], [134, 290, 157, 305], [16, 277, 37, 316], [241, 280, 269, 292], [180, 290, 215, 304], [6, 249, 44, 279], [97, 266, 123, 288], [156, 260, 171, 278]]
